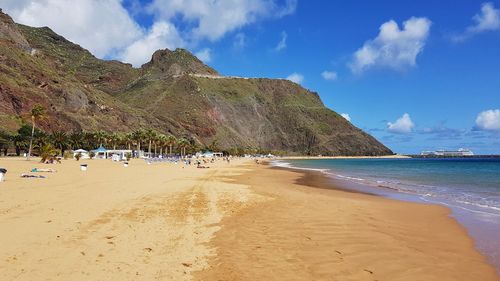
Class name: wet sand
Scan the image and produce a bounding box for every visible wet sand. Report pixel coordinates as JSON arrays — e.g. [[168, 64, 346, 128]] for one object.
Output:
[[196, 163, 498, 281]]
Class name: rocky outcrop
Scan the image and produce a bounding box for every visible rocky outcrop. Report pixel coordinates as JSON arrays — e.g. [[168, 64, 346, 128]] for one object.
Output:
[[142, 48, 218, 77]]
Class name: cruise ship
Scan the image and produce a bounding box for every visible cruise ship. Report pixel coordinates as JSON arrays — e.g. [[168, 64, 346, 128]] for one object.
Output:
[[421, 148, 474, 157]]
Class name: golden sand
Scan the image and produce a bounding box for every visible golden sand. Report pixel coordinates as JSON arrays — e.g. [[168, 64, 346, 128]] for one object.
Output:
[[0, 157, 260, 280], [0, 157, 497, 280]]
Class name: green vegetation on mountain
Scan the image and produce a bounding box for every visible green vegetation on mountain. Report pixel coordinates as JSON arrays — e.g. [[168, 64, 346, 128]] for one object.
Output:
[[0, 9, 392, 156]]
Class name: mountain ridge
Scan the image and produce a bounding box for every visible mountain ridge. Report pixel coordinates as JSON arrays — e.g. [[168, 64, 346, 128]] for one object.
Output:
[[0, 9, 392, 156]]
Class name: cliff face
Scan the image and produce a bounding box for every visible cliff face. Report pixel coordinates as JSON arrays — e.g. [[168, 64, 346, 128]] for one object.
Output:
[[0, 10, 392, 155]]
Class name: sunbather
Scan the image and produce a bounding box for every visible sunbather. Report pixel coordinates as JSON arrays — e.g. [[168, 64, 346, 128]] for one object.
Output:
[[31, 168, 56, 173], [197, 163, 209, 169], [21, 174, 46, 179]]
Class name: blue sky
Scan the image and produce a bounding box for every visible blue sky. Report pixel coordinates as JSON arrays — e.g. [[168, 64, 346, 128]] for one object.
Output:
[[3, 0, 500, 154]]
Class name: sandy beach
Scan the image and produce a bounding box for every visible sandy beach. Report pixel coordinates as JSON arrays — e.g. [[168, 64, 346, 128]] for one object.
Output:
[[0, 157, 498, 280], [0, 157, 262, 280]]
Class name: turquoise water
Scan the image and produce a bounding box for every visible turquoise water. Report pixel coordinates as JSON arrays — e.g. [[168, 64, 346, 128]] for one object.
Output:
[[273, 158, 500, 271]]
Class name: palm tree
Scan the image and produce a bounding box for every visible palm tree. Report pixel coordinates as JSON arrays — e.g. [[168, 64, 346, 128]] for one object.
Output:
[[131, 129, 146, 157], [69, 131, 85, 150], [83, 131, 95, 150], [177, 138, 189, 157], [34, 131, 50, 152], [156, 134, 167, 156], [144, 129, 157, 157], [27, 104, 45, 160], [116, 133, 126, 150], [166, 135, 177, 155], [10, 134, 27, 156], [0, 131, 12, 156], [93, 130, 107, 147], [153, 134, 159, 156], [125, 132, 134, 150], [108, 132, 121, 150], [51, 131, 68, 156]]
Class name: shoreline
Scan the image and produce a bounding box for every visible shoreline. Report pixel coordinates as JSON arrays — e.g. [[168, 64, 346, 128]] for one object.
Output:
[[274, 164, 378, 196], [281, 154, 411, 160], [197, 161, 498, 280]]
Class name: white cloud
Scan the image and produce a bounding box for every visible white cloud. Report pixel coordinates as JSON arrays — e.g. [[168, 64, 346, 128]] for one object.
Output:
[[321, 71, 338, 81], [147, 0, 297, 42], [275, 31, 287, 51], [453, 2, 500, 42], [3, 0, 297, 66], [286, 73, 304, 84], [195, 48, 212, 63], [349, 17, 431, 74], [340, 113, 351, 122], [119, 21, 185, 67], [475, 109, 500, 131], [2, 0, 143, 58], [470, 2, 500, 31], [387, 113, 415, 134]]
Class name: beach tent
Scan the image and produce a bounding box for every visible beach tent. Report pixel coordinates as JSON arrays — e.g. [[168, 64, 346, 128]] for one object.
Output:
[[202, 151, 214, 158], [91, 146, 108, 159], [73, 149, 90, 159], [107, 149, 133, 161]]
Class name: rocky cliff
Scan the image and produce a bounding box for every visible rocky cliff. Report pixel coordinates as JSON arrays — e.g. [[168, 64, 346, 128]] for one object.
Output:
[[0, 9, 392, 155]]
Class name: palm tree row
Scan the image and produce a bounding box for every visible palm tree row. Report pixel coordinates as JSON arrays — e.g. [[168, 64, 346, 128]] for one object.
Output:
[[0, 125, 201, 158], [1, 126, 289, 158]]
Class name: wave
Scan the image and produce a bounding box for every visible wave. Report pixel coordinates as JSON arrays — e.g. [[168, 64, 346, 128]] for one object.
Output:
[[335, 174, 365, 181], [455, 200, 500, 213], [272, 160, 500, 217], [270, 160, 329, 173], [420, 197, 500, 217]]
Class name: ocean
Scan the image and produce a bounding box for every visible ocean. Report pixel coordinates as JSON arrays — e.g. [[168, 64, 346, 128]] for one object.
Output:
[[272, 158, 500, 271]]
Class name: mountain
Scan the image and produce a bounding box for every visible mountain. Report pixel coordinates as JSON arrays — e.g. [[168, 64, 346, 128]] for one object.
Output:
[[0, 9, 392, 156]]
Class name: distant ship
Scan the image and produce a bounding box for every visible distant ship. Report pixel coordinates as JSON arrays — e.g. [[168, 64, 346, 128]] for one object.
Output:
[[421, 148, 474, 157]]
